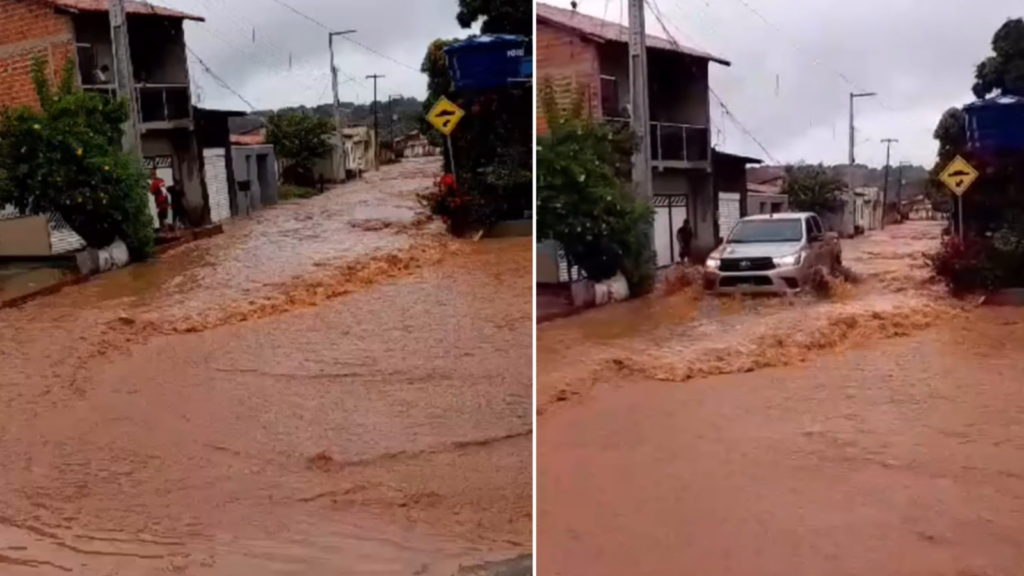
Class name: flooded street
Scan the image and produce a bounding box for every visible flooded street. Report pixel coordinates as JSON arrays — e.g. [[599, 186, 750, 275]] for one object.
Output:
[[538, 220, 1024, 575], [0, 158, 531, 575]]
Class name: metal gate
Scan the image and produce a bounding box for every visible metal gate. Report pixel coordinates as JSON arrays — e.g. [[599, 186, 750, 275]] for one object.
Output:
[[653, 195, 688, 268]]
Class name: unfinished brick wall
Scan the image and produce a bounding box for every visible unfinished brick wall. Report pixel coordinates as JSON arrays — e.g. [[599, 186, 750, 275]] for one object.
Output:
[[0, 0, 75, 110], [536, 22, 600, 136]]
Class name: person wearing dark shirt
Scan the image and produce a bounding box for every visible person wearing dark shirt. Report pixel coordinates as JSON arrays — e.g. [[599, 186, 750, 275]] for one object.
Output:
[[676, 219, 694, 265]]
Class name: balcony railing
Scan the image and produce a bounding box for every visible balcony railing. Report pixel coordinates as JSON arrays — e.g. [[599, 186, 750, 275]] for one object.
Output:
[[137, 84, 191, 124], [81, 83, 191, 125], [605, 118, 710, 164]]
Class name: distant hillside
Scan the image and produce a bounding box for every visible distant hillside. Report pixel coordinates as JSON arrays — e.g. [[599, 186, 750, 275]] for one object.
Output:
[[229, 96, 425, 140], [748, 163, 932, 200]]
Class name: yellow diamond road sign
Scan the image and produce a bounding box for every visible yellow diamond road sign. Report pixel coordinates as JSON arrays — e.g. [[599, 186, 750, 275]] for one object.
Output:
[[426, 96, 465, 136], [938, 155, 979, 197]]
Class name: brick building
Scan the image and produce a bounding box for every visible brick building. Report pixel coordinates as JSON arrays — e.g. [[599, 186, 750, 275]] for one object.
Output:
[[0, 0, 233, 231], [536, 2, 767, 267]]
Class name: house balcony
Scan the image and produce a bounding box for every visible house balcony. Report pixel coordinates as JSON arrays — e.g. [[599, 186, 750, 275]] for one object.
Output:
[[82, 83, 193, 131], [606, 117, 711, 169]]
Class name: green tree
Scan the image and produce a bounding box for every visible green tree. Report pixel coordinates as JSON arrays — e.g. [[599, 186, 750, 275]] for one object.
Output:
[[456, 0, 532, 36], [537, 81, 654, 294], [782, 164, 846, 216], [0, 57, 154, 259], [265, 112, 334, 185], [972, 18, 1024, 99], [925, 107, 967, 211]]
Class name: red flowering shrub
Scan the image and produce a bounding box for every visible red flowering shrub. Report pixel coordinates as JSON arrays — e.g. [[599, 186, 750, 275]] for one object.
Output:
[[418, 174, 475, 235], [927, 235, 998, 296]]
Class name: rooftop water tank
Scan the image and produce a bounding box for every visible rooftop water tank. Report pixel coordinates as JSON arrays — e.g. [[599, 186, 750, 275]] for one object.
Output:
[[443, 34, 530, 90], [964, 95, 1024, 155]]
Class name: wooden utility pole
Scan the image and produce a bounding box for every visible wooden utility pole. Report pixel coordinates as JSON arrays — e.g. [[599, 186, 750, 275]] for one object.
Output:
[[365, 74, 384, 170], [627, 0, 654, 272], [109, 0, 140, 157], [328, 30, 355, 182]]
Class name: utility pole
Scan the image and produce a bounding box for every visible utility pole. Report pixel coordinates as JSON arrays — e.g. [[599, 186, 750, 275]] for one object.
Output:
[[109, 0, 141, 157], [627, 0, 655, 271], [880, 138, 898, 229], [388, 94, 402, 144], [366, 74, 384, 170], [848, 91, 877, 190], [329, 30, 356, 182]]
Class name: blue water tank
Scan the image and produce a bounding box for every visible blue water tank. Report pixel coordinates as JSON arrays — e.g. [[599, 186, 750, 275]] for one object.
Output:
[[964, 95, 1024, 154], [443, 34, 529, 90]]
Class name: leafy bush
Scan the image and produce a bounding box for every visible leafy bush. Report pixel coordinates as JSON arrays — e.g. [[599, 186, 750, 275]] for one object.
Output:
[[927, 235, 999, 296], [0, 57, 154, 259], [417, 175, 476, 234], [265, 112, 334, 186], [536, 81, 654, 294]]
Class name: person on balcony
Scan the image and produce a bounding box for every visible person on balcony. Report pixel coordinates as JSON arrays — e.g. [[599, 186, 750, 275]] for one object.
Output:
[[92, 64, 110, 85]]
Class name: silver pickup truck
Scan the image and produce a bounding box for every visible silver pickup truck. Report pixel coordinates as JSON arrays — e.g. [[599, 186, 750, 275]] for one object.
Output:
[[702, 212, 842, 294]]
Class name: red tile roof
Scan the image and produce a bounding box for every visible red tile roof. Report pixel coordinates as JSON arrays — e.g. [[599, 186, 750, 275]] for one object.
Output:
[[536, 2, 729, 66], [45, 0, 204, 21], [230, 133, 265, 146]]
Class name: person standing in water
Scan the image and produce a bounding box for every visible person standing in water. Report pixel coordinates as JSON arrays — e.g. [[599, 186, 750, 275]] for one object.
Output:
[[677, 219, 694, 265]]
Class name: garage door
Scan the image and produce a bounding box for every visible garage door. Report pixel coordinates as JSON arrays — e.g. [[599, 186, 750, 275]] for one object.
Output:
[[719, 192, 741, 240]]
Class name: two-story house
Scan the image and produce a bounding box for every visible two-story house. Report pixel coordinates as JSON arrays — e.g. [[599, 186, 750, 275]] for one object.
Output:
[[537, 2, 761, 267], [0, 0, 210, 227]]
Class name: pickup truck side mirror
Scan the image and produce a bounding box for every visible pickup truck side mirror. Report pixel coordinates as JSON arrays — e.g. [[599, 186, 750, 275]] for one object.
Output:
[[809, 232, 824, 243]]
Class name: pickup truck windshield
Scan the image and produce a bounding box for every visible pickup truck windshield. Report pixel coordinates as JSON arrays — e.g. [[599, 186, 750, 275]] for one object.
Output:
[[728, 219, 804, 243]]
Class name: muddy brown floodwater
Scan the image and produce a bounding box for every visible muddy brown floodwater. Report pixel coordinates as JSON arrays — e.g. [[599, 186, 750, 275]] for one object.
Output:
[[0, 158, 532, 575], [539, 220, 1024, 576]]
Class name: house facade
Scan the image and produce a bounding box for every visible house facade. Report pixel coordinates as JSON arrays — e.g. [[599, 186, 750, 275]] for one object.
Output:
[[536, 2, 732, 268], [0, 0, 211, 230]]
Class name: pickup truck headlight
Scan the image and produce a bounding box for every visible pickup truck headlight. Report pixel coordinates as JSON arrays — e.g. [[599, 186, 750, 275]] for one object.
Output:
[[705, 256, 720, 270], [773, 253, 802, 267]]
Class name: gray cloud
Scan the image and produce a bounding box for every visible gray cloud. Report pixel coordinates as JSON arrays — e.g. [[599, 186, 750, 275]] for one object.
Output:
[[550, 0, 1018, 167], [154, 0, 472, 111]]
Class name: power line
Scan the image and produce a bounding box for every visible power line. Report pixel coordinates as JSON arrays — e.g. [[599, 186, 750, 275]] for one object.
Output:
[[645, 0, 778, 163], [263, 0, 419, 72], [186, 46, 256, 110], [721, 0, 895, 113]]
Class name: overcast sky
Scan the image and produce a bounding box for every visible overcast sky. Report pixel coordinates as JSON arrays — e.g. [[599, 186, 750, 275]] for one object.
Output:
[[154, 0, 470, 111], [545, 0, 1018, 167]]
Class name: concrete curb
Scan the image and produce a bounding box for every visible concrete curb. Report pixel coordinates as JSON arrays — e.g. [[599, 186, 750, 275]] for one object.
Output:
[[0, 273, 92, 310], [1, 223, 226, 310], [452, 554, 532, 576]]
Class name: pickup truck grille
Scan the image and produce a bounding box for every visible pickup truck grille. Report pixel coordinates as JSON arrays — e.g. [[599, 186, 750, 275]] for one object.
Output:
[[720, 257, 776, 272]]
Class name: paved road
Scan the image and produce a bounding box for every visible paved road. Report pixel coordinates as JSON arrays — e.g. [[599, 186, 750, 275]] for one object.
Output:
[[538, 221, 1024, 576], [0, 158, 532, 575]]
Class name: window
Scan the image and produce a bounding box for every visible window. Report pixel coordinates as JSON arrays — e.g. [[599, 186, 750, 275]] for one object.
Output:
[[810, 215, 824, 235], [804, 217, 815, 240], [760, 201, 768, 213], [600, 76, 621, 118], [729, 219, 803, 243]]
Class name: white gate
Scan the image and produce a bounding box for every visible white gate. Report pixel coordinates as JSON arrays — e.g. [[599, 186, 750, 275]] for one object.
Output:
[[719, 192, 742, 240], [653, 195, 688, 268], [203, 148, 231, 223]]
